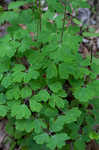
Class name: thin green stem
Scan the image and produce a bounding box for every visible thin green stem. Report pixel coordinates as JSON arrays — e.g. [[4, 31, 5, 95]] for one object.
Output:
[[90, 47, 93, 63], [35, 0, 38, 7], [35, 0, 39, 40], [60, 1, 66, 43], [39, 0, 42, 32]]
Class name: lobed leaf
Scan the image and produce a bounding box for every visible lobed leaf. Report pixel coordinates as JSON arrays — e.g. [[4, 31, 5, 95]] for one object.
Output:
[[30, 97, 42, 113], [47, 133, 70, 150], [11, 104, 31, 119], [21, 86, 32, 99], [0, 105, 8, 117], [15, 119, 34, 133], [34, 133, 50, 145]]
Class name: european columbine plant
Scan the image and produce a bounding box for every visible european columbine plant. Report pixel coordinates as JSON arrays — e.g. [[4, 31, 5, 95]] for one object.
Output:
[[0, 0, 99, 149]]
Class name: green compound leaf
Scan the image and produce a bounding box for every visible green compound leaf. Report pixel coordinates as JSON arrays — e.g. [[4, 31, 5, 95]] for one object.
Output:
[[33, 119, 47, 134], [21, 86, 32, 99], [49, 117, 65, 132], [46, 63, 57, 79], [64, 107, 81, 124], [74, 137, 86, 150], [0, 105, 8, 117], [24, 67, 40, 83], [83, 32, 99, 37], [49, 94, 65, 109], [73, 18, 81, 25], [50, 108, 81, 132], [29, 80, 42, 90], [11, 64, 26, 83], [57, 89, 67, 97], [28, 51, 45, 69], [30, 97, 42, 112], [89, 132, 99, 140], [12, 64, 25, 72], [1, 74, 12, 88], [11, 71, 25, 83], [28, 66, 40, 79], [8, 1, 26, 9], [50, 107, 81, 131], [74, 87, 95, 102], [34, 133, 50, 145], [90, 98, 99, 124], [7, 100, 21, 109], [24, 73, 32, 83], [37, 90, 50, 102], [15, 119, 34, 133], [0, 93, 6, 104], [6, 86, 21, 100], [11, 104, 31, 119], [59, 63, 70, 79], [21, 138, 49, 150], [48, 81, 62, 93], [42, 107, 58, 118], [0, 57, 10, 74], [47, 133, 70, 150], [0, 44, 16, 58], [87, 80, 99, 97]]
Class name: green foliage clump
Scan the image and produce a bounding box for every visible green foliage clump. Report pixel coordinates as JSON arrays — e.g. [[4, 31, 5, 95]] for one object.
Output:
[[0, 0, 99, 149]]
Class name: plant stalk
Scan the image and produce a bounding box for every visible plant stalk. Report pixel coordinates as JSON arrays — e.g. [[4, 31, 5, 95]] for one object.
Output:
[[90, 47, 93, 63], [60, 1, 66, 43], [39, 0, 42, 32]]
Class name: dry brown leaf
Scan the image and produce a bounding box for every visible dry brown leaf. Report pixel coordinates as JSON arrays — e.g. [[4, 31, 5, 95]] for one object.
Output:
[[82, 47, 89, 58]]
